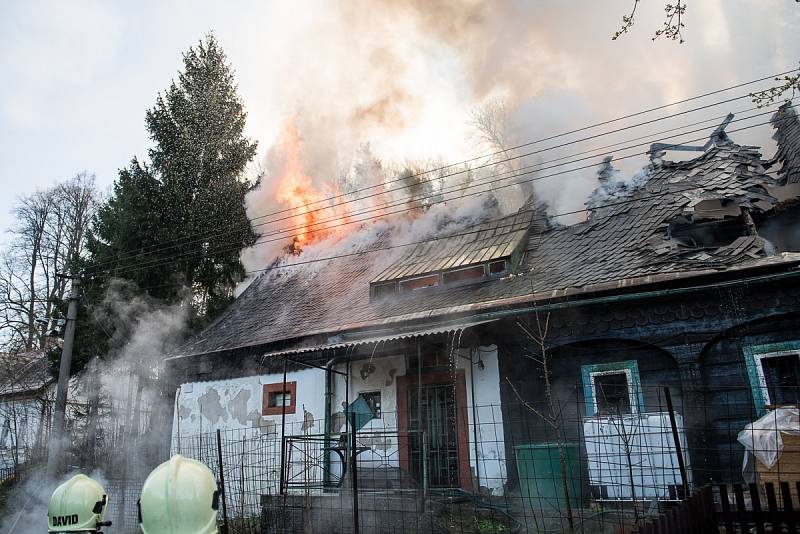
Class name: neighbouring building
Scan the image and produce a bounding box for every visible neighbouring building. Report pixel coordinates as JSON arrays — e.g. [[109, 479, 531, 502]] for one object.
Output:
[[165, 104, 800, 517], [0, 351, 53, 474]]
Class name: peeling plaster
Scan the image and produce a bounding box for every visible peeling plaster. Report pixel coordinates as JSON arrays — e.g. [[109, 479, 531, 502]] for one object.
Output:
[[178, 403, 193, 420], [302, 408, 315, 431], [360, 435, 394, 451], [384, 368, 397, 387], [198, 387, 225, 424], [230, 388, 252, 425]]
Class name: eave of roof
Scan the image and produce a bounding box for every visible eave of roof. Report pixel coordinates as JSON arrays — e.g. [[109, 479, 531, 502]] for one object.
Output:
[[167, 253, 800, 362]]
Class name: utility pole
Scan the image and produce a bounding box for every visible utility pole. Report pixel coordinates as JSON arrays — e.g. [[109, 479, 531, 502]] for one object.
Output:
[[46, 274, 80, 480]]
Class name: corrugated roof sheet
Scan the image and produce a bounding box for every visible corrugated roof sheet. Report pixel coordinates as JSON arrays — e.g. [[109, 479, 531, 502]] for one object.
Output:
[[258, 318, 496, 359], [371, 211, 530, 284]]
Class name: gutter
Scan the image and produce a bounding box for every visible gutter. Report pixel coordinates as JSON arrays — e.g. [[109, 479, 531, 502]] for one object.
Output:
[[323, 355, 348, 488], [466, 264, 800, 324]]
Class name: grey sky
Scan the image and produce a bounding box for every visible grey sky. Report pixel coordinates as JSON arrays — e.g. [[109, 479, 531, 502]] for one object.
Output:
[[1, 0, 799, 245]]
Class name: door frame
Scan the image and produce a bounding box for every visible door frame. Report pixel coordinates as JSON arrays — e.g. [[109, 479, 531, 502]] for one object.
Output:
[[396, 370, 472, 489]]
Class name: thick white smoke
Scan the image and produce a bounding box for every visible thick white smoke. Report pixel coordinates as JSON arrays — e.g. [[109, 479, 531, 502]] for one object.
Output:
[[238, 0, 800, 277]]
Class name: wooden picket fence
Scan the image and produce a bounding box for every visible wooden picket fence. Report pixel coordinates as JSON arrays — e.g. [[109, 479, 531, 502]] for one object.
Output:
[[632, 482, 800, 534]]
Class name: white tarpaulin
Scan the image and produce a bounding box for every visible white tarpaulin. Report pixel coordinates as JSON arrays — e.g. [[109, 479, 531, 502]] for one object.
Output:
[[737, 407, 800, 470]]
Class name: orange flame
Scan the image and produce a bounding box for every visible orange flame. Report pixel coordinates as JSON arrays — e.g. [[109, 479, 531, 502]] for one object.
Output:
[[273, 119, 349, 254]]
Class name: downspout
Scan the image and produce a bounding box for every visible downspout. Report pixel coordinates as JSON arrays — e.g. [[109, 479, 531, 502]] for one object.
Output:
[[469, 347, 481, 491], [324, 354, 348, 488]]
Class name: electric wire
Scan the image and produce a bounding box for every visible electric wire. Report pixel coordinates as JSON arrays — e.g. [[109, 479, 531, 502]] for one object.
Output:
[[88, 90, 762, 271], [87, 106, 794, 281], [84, 70, 798, 272], [87, 111, 788, 281], [229, 103, 778, 248], [85, 104, 783, 278]]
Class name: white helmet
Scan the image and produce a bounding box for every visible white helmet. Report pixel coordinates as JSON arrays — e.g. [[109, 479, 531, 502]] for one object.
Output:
[[138, 455, 219, 534], [48, 474, 109, 532]]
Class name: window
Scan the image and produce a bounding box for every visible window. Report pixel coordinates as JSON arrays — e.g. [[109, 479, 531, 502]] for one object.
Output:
[[262, 381, 297, 416], [399, 274, 439, 292], [372, 282, 398, 299], [581, 361, 643, 417], [488, 260, 507, 275], [268, 391, 292, 408], [442, 265, 485, 285], [593, 372, 632, 415], [359, 391, 382, 418], [744, 343, 800, 414], [761, 355, 800, 406]]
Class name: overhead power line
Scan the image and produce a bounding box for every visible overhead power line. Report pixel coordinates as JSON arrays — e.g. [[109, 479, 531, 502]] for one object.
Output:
[[85, 69, 798, 272], [87, 107, 794, 282]]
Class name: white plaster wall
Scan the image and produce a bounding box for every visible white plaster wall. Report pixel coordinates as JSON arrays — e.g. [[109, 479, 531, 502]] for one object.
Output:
[[172, 368, 327, 439], [331, 345, 507, 495], [331, 354, 407, 471], [462, 345, 507, 495], [171, 345, 507, 496], [171, 368, 328, 497]]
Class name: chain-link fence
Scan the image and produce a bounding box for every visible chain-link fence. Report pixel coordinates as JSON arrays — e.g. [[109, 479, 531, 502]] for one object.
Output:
[[168, 383, 798, 533]]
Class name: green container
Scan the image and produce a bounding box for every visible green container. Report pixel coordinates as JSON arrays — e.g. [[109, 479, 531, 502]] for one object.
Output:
[[514, 443, 583, 511]]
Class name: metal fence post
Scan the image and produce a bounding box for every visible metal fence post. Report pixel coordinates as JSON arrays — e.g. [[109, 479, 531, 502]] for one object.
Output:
[[350, 411, 359, 534], [422, 430, 428, 513], [664, 386, 689, 499], [216, 429, 229, 534]]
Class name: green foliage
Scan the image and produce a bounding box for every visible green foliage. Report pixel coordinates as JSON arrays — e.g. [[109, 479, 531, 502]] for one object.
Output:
[[81, 33, 257, 361], [472, 514, 508, 534]]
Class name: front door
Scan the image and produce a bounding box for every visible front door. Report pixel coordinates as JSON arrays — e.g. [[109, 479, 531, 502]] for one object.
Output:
[[408, 383, 460, 487]]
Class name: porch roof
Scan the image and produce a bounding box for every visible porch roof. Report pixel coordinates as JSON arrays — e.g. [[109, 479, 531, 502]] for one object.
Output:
[[257, 318, 497, 359]]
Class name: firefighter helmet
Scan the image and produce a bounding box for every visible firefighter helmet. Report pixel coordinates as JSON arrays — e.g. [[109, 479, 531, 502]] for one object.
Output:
[[47, 474, 109, 533], [138, 455, 219, 534]]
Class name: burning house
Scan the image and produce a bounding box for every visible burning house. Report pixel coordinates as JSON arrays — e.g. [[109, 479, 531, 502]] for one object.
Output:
[[164, 104, 800, 529]]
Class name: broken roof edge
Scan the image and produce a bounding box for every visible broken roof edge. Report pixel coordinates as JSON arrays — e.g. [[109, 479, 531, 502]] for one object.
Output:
[[166, 253, 800, 362]]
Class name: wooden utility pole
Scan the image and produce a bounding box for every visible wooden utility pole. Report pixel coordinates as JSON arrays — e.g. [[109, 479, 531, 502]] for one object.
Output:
[[46, 274, 80, 479]]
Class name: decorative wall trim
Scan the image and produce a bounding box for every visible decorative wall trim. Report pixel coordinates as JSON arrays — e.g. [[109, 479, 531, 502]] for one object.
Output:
[[581, 360, 644, 416], [742, 340, 800, 416], [262, 381, 297, 416]]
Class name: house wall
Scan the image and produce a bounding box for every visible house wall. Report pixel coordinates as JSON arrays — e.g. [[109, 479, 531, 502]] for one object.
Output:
[[699, 312, 800, 482], [171, 343, 507, 494], [496, 281, 800, 492], [173, 367, 327, 438], [328, 346, 506, 494]]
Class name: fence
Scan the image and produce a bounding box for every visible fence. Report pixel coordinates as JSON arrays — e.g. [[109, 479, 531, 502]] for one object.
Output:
[[633, 483, 800, 533], [166, 383, 798, 534]]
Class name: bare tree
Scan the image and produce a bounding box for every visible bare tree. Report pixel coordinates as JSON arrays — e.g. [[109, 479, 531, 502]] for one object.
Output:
[[0, 173, 98, 352], [470, 98, 535, 212], [613, 1, 687, 43], [8, 190, 56, 350], [505, 314, 576, 534]]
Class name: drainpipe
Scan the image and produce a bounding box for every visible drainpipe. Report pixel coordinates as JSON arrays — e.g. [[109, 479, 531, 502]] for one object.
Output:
[[469, 348, 481, 492], [324, 355, 348, 488]]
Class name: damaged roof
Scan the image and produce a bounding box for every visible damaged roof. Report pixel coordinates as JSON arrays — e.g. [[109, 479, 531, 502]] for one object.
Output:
[[371, 210, 530, 285], [0, 352, 52, 397], [171, 105, 800, 360]]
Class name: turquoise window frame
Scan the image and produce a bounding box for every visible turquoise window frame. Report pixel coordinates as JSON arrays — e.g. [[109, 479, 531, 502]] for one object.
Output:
[[742, 340, 800, 416], [581, 360, 644, 416]]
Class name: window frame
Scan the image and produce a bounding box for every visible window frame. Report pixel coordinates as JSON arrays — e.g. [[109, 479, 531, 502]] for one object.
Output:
[[262, 381, 297, 416], [581, 360, 643, 417], [743, 341, 800, 415], [358, 391, 382, 419]]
